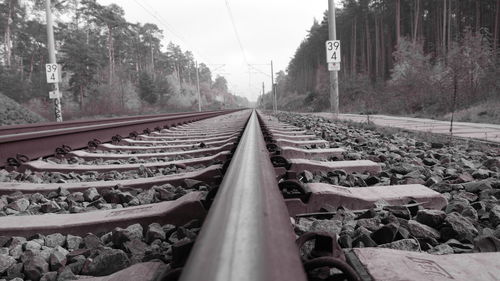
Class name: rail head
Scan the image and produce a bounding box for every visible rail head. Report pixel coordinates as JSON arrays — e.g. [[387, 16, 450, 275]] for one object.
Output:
[[0, 109, 244, 136], [0, 110, 242, 142], [179, 110, 307, 281], [0, 109, 244, 167]]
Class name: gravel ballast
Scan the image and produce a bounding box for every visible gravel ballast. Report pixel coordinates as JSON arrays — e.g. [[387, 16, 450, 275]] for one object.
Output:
[[0, 181, 212, 216], [274, 112, 499, 255], [0, 220, 201, 280]]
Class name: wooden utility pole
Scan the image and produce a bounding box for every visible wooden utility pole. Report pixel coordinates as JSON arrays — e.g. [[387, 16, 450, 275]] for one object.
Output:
[[328, 0, 339, 116], [45, 0, 63, 122]]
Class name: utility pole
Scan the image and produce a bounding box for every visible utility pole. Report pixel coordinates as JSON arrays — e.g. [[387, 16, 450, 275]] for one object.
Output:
[[270, 60, 276, 113], [261, 82, 265, 109], [328, 0, 339, 116], [274, 83, 278, 112], [196, 61, 201, 112], [45, 0, 63, 122]]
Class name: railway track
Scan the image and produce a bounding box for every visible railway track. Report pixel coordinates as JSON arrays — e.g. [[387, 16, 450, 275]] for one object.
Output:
[[0, 110, 240, 166], [0, 109, 498, 281]]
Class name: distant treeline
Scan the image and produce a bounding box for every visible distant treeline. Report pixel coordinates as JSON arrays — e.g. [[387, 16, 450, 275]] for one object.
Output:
[[0, 0, 249, 121], [260, 0, 500, 117]]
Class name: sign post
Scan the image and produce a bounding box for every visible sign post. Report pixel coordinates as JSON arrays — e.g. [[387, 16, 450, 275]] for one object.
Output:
[[327, 0, 339, 117], [45, 0, 63, 122]]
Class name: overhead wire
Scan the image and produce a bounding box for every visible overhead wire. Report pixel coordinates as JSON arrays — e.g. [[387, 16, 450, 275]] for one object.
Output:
[[224, 0, 257, 97], [132, 0, 213, 64], [134, 0, 265, 99], [248, 64, 271, 78], [224, 0, 249, 66]]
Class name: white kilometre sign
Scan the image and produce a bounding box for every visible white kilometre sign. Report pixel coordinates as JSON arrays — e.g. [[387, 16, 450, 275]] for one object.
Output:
[[328, 63, 340, 71], [45, 63, 60, 83], [49, 90, 61, 99], [325, 40, 341, 63]]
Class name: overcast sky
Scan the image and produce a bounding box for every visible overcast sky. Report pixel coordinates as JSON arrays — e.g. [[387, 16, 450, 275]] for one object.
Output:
[[97, 0, 329, 102]]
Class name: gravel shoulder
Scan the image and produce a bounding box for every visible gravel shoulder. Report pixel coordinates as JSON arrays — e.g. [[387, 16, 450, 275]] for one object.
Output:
[[311, 112, 500, 144]]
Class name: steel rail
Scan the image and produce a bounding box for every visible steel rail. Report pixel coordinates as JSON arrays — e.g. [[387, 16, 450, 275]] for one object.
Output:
[[0, 109, 242, 166], [179, 110, 307, 281], [0, 109, 237, 136]]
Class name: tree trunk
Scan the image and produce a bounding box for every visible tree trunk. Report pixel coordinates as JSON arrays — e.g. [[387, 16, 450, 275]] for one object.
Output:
[[341, 56, 346, 78], [475, 0, 480, 34], [360, 27, 366, 74], [365, 15, 371, 76], [107, 25, 114, 84], [386, 22, 393, 72], [19, 56, 23, 80], [435, 1, 441, 55], [79, 85, 84, 110], [136, 35, 141, 73], [73, 1, 80, 31], [4, 0, 12, 68], [375, 14, 379, 79], [120, 76, 125, 110], [495, 0, 499, 51], [396, 0, 401, 46], [351, 17, 357, 76], [150, 44, 155, 79], [380, 20, 386, 78], [413, 0, 420, 44], [175, 63, 182, 89], [448, 0, 452, 52], [443, 0, 447, 55], [449, 72, 458, 137], [28, 52, 34, 81], [438, 5, 441, 51]]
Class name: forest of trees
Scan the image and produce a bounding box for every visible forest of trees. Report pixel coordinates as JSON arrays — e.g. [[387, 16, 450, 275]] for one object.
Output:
[[0, 0, 249, 121], [260, 0, 500, 119]]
